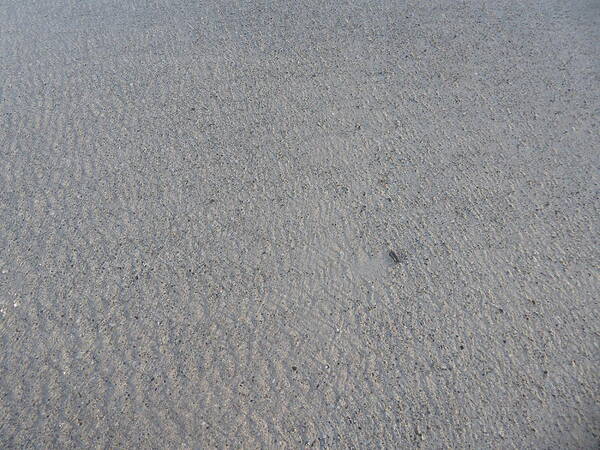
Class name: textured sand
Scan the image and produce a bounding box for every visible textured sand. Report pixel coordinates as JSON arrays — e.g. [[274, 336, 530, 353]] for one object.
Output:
[[1, 0, 599, 448]]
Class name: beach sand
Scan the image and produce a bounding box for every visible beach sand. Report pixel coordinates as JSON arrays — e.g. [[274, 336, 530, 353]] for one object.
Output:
[[1, 0, 599, 447]]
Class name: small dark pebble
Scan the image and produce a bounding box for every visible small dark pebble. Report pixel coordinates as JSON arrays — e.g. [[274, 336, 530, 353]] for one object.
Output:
[[292, 366, 297, 371]]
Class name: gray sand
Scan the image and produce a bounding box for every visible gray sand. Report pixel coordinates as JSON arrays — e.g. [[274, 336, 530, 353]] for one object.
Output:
[[1, 0, 599, 448]]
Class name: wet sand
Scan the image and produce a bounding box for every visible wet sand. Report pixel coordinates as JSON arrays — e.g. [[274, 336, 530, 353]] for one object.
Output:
[[1, 0, 599, 447]]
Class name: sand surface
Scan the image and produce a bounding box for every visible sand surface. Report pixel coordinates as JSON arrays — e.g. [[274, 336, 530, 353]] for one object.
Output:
[[1, 0, 599, 448]]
